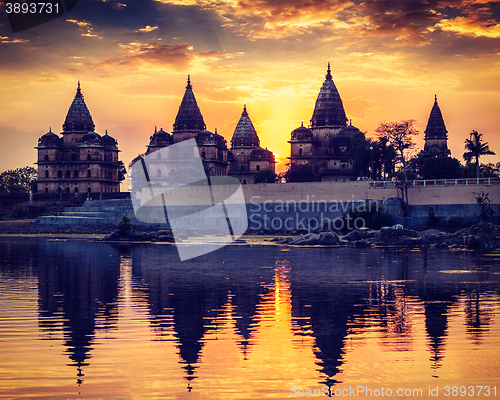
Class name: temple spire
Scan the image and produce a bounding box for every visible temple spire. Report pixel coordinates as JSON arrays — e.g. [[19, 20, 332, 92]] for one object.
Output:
[[424, 95, 450, 155], [231, 105, 260, 148], [425, 95, 447, 139], [76, 81, 82, 98], [173, 76, 206, 132], [326, 62, 332, 80], [310, 62, 347, 128], [63, 82, 94, 132]]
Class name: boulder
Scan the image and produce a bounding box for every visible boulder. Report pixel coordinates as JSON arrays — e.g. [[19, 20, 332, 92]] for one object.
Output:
[[343, 230, 361, 241], [317, 231, 340, 245]]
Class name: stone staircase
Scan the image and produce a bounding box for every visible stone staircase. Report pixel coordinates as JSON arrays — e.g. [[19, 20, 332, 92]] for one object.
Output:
[[34, 199, 136, 226]]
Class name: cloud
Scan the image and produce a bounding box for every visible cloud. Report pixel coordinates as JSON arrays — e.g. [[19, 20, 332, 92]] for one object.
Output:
[[1, 35, 29, 43], [156, 0, 353, 39], [138, 25, 158, 32], [66, 18, 102, 38], [435, 16, 500, 38], [92, 42, 227, 70]]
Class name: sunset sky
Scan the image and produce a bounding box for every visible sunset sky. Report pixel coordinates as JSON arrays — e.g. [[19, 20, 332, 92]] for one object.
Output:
[[1, 0, 499, 179]]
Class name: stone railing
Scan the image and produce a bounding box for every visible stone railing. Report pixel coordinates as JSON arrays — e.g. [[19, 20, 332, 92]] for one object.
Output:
[[370, 177, 500, 189]]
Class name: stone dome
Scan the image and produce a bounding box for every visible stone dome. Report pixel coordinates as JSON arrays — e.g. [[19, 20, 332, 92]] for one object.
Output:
[[148, 127, 172, 148], [291, 123, 313, 141], [250, 147, 275, 162], [196, 129, 227, 148], [80, 132, 102, 147], [102, 131, 118, 148], [340, 123, 361, 136], [38, 128, 61, 147]]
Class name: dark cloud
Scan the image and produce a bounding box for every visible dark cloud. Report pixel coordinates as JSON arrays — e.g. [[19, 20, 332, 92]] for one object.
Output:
[[91, 42, 225, 69], [354, 0, 500, 35]]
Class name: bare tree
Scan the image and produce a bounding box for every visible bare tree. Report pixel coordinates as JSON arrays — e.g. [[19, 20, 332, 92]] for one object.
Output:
[[375, 120, 419, 206]]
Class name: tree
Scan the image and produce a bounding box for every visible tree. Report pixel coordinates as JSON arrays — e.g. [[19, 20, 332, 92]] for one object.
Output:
[[411, 149, 462, 179], [480, 162, 500, 178], [118, 161, 127, 182], [375, 120, 419, 205], [0, 166, 38, 193], [422, 156, 462, 179], [282, 163, 322, 182], [475, 191, 495, 221], [346, 130, 370, 178], [463, 130, 496, 179], [253, 168, 277, 183], [377, 136, 397, 180]]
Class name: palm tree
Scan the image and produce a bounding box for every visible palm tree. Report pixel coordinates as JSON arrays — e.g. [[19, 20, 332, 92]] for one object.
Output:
[[463, 130, 496, 178]]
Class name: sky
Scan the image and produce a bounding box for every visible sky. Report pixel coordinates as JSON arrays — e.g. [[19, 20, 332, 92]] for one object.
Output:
[[1, 0, 500, 179]]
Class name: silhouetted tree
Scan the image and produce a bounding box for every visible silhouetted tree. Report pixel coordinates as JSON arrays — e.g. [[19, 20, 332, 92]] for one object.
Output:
[[0, 166, 37, 193], [253, 168, 277, 183], [480, 162, 500, 178], [375, 120, 419, 205], [283, 163, 322, 182], [463, 130, 496, 179], [411, 149, 462, 179], [118, 161, 127, 182]]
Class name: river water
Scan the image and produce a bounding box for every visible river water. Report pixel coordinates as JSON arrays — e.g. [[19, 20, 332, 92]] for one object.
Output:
[[0, 237, 499, 399]]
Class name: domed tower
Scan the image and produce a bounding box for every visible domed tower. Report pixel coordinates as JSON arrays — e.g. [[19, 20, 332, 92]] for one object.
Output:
[[424, 95, 450, 156], [196, 128, 229, 176], [146, 127, 173, 154], [288, 64, 362, 181], [288, 122, 315, 165], [35, 83, 122, 194], [172, 76, 206, 143], [229, 105, 275, 184]]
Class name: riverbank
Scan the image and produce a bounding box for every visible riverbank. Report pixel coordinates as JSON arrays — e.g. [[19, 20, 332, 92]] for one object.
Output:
[[2, 219, 499, 250]]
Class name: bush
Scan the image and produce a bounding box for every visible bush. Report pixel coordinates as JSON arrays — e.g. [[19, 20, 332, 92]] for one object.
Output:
[[117, 215, 132, 235], [342, 204, 394, 232]]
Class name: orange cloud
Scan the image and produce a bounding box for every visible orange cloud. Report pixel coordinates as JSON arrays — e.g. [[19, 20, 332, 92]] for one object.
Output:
[[0, 36, 29, 44], [435, 16, 500, 38], [137, 25, 158, 32], [66, 19, 102, 38]]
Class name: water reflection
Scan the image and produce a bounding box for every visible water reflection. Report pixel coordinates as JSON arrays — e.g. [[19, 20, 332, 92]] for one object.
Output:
[[0, 239, 499, 397], [36, 241, 121, 384]]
